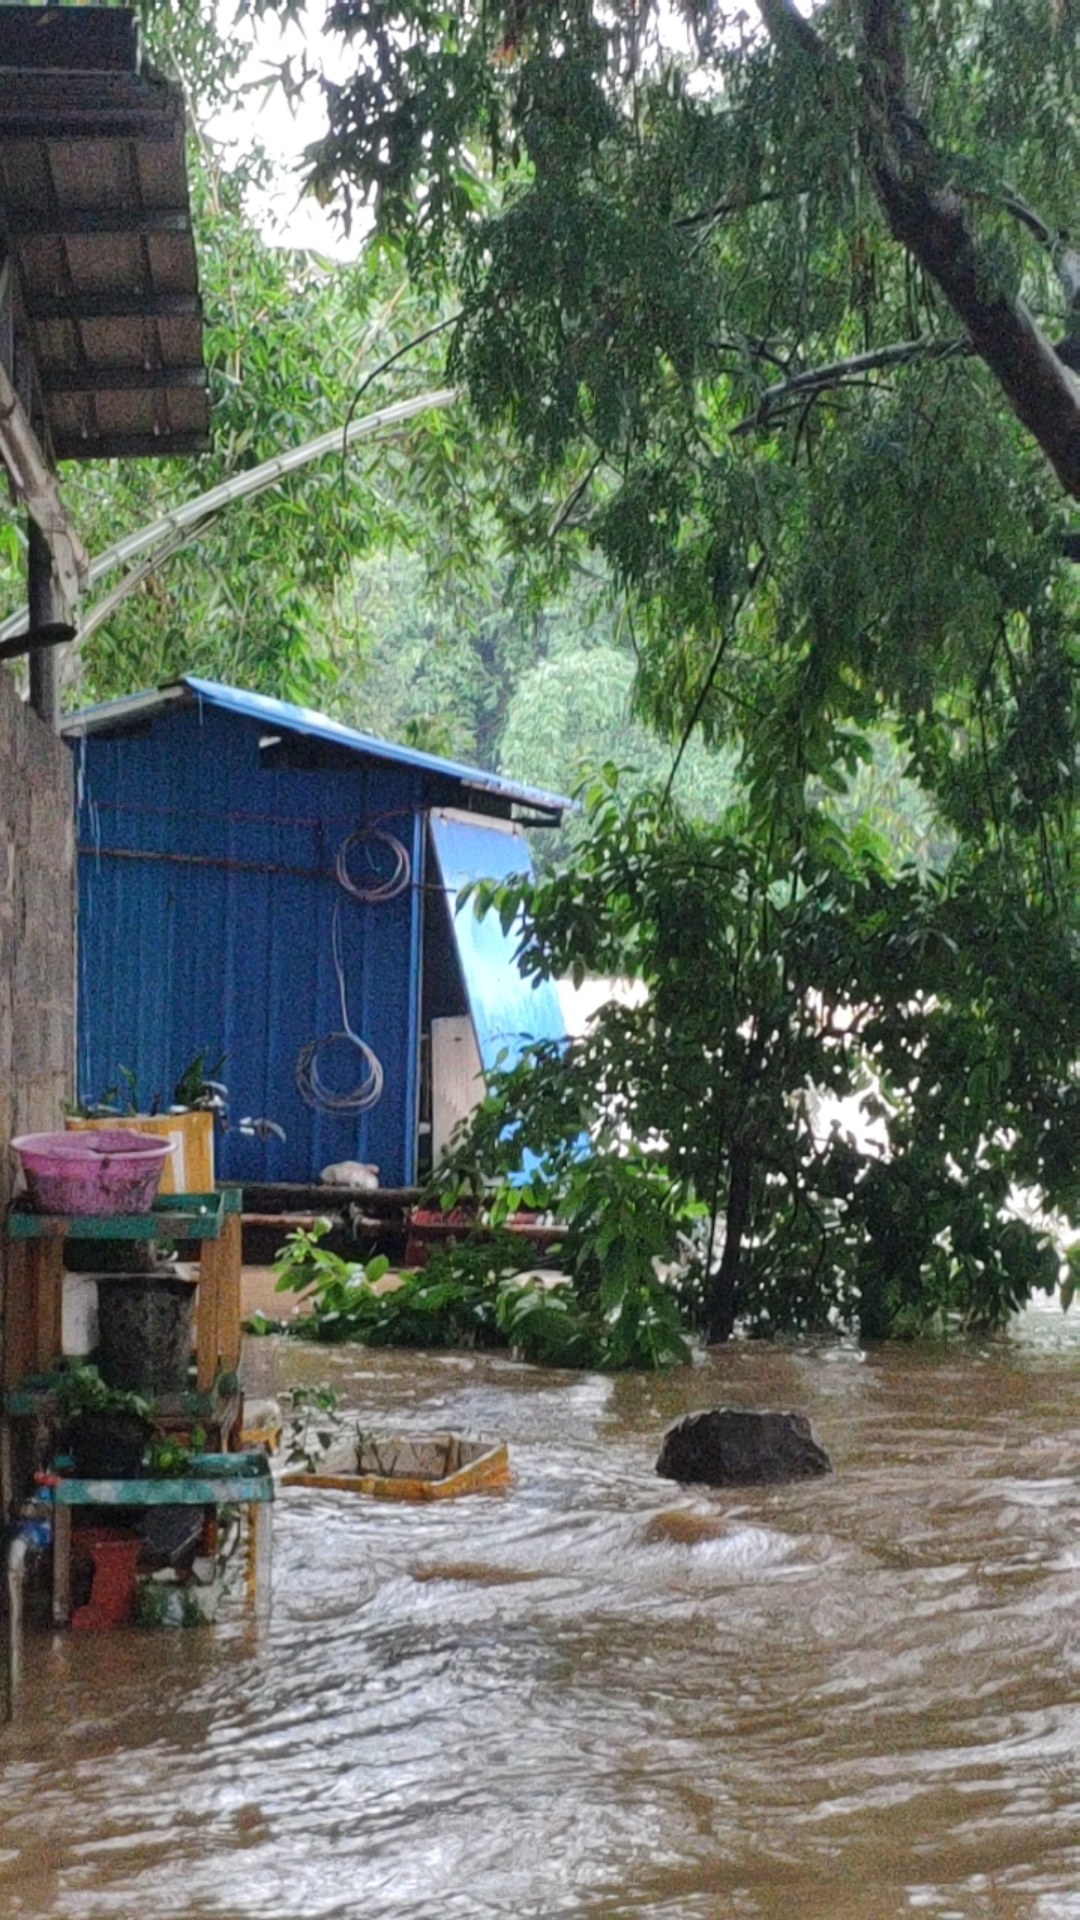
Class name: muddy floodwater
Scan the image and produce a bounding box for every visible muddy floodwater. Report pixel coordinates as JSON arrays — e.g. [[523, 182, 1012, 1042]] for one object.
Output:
[[4, 1305, 1080, 1919]]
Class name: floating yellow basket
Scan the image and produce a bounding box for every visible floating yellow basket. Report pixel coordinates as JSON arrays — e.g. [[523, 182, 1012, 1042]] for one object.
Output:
[[283, 1431, 511, 1501]]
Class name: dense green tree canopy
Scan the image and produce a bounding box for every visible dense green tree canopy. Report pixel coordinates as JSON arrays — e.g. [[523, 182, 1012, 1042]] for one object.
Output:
[[268, 0, 1080, 1339], [283, 0, 1080, 814], [4, 0, 1074, 1342]]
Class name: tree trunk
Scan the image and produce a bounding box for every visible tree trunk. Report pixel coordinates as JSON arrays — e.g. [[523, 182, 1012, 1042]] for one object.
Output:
[[759, 0, 1080, 502], [706, 1141, 753, 1343], [856, 0, 1080, 500]]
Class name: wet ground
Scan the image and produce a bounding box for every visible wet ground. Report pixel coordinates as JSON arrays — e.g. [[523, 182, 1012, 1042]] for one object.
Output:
[[3, 1299, 1080, 1918]]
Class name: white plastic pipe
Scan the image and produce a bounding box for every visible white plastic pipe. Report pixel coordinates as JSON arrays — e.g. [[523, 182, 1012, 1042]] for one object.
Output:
[[5, 1532, 29, 1721]]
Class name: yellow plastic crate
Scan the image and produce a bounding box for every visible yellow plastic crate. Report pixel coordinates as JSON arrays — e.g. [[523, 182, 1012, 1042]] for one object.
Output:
[[283, 1431, 511, 1501], [65, 1109, 215, 1195]]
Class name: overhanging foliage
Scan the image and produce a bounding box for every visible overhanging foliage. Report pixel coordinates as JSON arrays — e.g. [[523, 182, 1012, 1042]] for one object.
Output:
[[238, 0, 1080, 1337]]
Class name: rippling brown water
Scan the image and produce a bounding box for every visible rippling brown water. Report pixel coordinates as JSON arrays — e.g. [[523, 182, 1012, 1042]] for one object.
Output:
[[4, 1303, 1080, 1919]]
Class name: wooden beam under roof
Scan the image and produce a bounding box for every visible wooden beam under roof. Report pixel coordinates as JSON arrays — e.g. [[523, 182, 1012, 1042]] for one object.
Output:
[[0, 71, 182, 141], [0, 354, 87, 618], [27, 291, 202, 322], [52, 429, 213, 461], [0, 3, 213, 722], [7, 207, 191, 239], [0, 7, 210, 469], [43, 365, 208, 395]]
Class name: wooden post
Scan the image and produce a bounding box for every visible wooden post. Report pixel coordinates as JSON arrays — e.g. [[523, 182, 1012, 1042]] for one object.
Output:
[[52, 1504, 71, 1626], [194, 1245, 220, 1394], [28, 519, 60, 731], [0, 1237, 62, 1389], [195, 1200, 241, 1388], [34, 1239, 64, 1371], [220, 1204, 242, 1374]]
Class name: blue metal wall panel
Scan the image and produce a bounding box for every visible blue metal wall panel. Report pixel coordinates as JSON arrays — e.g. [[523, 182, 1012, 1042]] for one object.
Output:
[[73, 703, 424, 1185], [427, 810, 566, 1072]]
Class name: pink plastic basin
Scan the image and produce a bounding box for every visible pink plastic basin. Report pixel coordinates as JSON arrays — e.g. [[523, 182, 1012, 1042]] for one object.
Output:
[[11, 1128, 172, 1216]]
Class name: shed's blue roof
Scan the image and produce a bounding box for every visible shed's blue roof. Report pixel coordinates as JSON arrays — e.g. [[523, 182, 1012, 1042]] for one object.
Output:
[[62, 673, 571, 819]]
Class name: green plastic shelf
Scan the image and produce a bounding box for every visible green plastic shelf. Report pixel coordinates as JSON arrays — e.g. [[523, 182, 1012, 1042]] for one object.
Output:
[[6, 1187, 239, 1241], [2, 1368, 240, 1419], [50, 1450, 274, 1506]]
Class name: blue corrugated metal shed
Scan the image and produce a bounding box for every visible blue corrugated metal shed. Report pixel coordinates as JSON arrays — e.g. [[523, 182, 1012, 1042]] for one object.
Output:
[[68, 676, 570, 816], [62, 677, 570, 1188]]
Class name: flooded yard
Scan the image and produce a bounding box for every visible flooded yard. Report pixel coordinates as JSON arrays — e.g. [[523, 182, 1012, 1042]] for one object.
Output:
[[4, 1303, 1080, 1918]]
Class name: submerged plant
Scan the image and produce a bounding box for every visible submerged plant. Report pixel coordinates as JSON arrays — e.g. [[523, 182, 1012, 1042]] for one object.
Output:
[[269, 1219, 391, 1342], [144, 1427, 207, 1477], [282, 1383, 346, 1475], [260, 1212, 694, 1371]]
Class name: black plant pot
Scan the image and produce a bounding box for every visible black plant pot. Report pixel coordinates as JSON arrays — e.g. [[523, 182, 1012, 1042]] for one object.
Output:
[[96, 1274, 196, 1395], [65, 1410, 153, 1479]]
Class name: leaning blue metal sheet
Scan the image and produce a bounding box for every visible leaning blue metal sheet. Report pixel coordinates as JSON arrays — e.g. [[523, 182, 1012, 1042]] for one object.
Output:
[[427, 810, 567, 1073]]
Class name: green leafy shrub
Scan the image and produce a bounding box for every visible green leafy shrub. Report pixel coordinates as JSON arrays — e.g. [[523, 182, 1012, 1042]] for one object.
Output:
[[262, 1204, 695, 1371], [53, 1360, 151, 1424], [282, 1384, 347, 1475], [446, 772, 1077, 1342]]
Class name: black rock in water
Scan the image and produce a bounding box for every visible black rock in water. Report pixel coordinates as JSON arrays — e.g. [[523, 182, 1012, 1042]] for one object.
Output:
[[656, 1408, 831, 1486]]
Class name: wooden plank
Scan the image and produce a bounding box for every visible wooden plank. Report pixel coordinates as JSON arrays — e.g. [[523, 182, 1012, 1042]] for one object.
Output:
[[27, 291, 200, 321], [431, 1015, 485, 1164], [243, 1211, 345, 1228], [194, 1238, 220, 1394], [52, 1504, 71, 1627], [0, 74, 180, 140], [240, 1182, 418, 1215], [34, 1239, 64, 1370], [283, 1438, 511, 1501], [44, 365, 207, 394], [0, 1419, 12, 1516], [247, 1500, 273, 1616], [2, 1241, 38, 1390], [54, 429, 213, 460], [195, 1205, 241, 1378], [219, 1206, 242, 1373], [9, 207, 190, 238]]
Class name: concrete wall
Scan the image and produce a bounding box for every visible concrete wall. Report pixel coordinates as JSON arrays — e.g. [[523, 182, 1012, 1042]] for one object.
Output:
[[0, 667, 75, 1206]]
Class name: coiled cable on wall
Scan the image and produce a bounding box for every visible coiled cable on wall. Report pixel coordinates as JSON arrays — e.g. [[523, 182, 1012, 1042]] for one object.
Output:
[[335, 826, 411, 903], [295, 901, 386, 1114]]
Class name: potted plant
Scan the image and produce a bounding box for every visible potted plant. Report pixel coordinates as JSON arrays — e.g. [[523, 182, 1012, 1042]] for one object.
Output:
[[64, 1050, 227, 1194], [53, 1366, 210, 1479], [53, 1360, 154, 1479]]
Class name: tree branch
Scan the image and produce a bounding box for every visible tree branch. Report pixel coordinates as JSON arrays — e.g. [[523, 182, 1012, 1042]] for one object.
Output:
[[673, 188, 787, 233], [751, 0, 1080, 498], [960, 187, 1080, 320], [732, 335, 970, 433], [755, 0, 829, 63], [855, 0, 1080, 500]]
